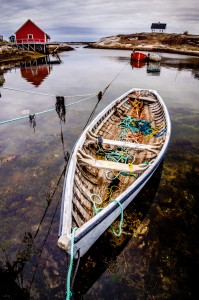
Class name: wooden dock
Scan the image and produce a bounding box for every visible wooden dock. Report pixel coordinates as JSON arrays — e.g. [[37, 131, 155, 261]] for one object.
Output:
[[12, 42, 62, 54]]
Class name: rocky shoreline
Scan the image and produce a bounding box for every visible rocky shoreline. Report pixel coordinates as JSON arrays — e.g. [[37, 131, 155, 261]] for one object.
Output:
[[1, 33, 199, 65], [89, 33, 199, 56], [0, 43, 74, 64]]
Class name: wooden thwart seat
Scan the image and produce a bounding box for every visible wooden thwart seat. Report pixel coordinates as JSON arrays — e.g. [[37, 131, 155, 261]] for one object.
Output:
[[77, 149, 151, 174], [101, 138, 161, 151], [128, 94, 157, 103], [85, 131, 162, 155]]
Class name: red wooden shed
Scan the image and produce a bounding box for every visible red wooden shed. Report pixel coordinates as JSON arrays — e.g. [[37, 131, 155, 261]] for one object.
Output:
[[15, 19, 50, 43]]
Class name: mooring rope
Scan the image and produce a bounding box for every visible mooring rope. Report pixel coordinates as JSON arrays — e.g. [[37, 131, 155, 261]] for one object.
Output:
[[1, 86, 96, 98], [66, 227, 78, 300], [0, 60, 130, 126], [0, 94, 95, 125], [101, 61, 129, 96]]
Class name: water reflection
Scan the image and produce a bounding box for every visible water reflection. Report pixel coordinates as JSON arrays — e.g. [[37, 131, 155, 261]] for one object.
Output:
[[106, 54, 199, 79], [161, 55, 199, 71], [192, 69, 199, 80], [0, 67, 5, 86], [147, 62, 161, 76], [29, 114, 36, 132], [131, 60, 146, 69], [0, 47, 199, 299], [55, 96, 66, 123], [0, 152, 69, 300], [20, 58, 52, 87]]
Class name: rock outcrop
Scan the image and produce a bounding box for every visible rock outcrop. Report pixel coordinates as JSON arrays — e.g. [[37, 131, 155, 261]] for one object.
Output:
[[90, 33, 199, 56], [0, 43, 74, 63]]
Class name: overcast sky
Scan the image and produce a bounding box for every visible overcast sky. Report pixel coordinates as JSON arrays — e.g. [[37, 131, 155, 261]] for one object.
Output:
[[1, 0, 199, 41]]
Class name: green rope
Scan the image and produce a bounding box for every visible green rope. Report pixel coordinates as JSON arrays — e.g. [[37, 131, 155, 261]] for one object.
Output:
[[90, 194, 124, 237], [120, 172, 138, 178], [90, 194, 103, 215], [65, 227, 78, 300], [111, 199, 124, 237]]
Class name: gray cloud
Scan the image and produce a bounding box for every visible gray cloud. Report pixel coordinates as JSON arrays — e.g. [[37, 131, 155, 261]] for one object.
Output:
[[0, 0, 199, 41]]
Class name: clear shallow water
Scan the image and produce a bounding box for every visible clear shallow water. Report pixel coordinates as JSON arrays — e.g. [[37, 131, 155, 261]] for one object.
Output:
[[0, 47, 199, 299]]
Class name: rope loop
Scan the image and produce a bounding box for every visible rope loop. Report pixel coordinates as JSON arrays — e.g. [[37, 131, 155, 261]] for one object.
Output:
[[111, 199, 124, 237], [90, 194, 103, 214]]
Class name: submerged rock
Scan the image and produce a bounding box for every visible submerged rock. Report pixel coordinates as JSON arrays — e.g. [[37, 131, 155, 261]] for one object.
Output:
[[0, 154, 16, 165]]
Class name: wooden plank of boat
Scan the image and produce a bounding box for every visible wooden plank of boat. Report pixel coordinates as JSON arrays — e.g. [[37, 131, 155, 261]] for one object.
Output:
[[85, 131, 163, 154], [128, 94, 157, 102], [58, 88, 171, 258], [101, 138, 162, 150], [77, 149, 151, 173]]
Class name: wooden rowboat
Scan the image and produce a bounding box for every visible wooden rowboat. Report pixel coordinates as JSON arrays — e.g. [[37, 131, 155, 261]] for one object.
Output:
[[131, 51, 147, 61], [58, 88, 171, 258]]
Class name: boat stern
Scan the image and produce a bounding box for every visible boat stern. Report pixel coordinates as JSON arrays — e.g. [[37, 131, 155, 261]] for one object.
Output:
[[57, 234, 70, 252]]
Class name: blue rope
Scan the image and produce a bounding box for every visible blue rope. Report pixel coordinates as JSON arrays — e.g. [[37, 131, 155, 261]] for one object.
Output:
[[154, 128, 166, 137], [118, 116, 154, 136]]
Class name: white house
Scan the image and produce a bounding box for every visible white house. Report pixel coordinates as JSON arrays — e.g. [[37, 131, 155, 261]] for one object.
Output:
[[151, 22, 167, 33]]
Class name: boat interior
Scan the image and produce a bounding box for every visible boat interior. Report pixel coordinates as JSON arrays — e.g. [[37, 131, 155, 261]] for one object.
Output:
[[70, 90, 167, 228]]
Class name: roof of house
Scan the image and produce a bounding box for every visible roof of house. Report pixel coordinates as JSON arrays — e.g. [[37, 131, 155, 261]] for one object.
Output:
[[151, 22, 167, 30], [15, 19, 50, 38]]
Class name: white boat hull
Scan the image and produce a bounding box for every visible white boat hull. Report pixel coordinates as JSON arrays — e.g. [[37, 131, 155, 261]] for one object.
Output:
[[58, 88, 171, 258]]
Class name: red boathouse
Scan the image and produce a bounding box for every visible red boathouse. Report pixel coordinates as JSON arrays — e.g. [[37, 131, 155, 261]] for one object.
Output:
[[15, 19, 50, 43]]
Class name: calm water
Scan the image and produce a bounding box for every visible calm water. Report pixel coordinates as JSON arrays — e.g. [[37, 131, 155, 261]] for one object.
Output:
[[0, 47, 199, 299]]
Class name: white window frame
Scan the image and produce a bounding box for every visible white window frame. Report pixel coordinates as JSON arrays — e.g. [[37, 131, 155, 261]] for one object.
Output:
[[28, 34, 33, 39]]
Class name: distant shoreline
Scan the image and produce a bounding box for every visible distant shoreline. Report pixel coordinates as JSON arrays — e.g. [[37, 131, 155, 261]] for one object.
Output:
[[88, 44, 199, 57], [88, 32, 199, 57], [1, 32, 199, 65]]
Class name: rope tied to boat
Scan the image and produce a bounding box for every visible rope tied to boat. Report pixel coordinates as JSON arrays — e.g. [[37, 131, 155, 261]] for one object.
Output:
[[111, 199, 124, 237], [89, 190, 124, 237], [65, 227, 78, 300]]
